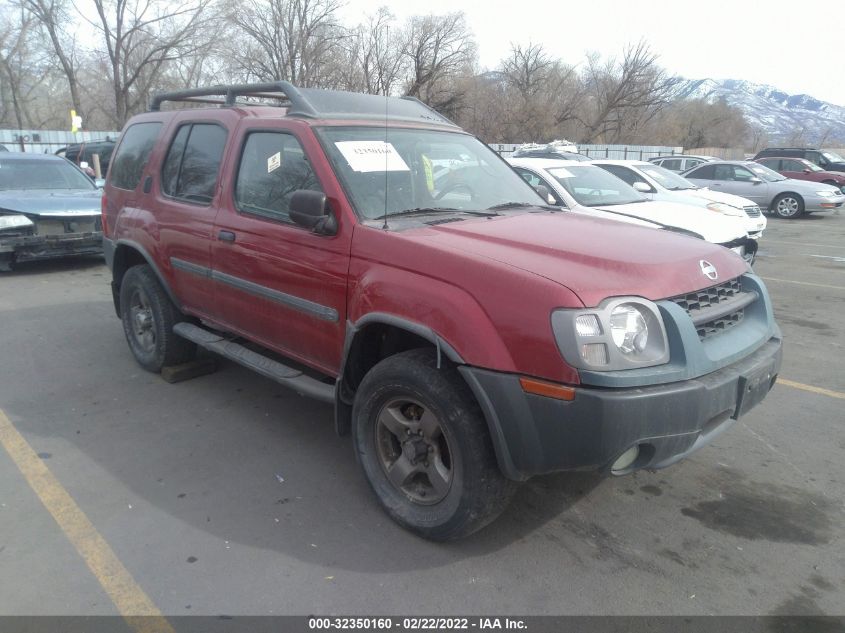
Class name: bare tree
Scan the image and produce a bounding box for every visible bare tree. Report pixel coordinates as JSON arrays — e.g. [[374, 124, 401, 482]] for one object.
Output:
[[579, 40, 679, 143], [21, 0, 83, 120], [88, 0, 213, 126], [348, 7, 404, 94], [401, 12, 475, 113], [0, 1, 35, 128], [225, 0, 345, 86]]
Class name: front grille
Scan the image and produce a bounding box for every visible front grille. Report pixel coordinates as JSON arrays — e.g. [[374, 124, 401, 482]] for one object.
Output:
[[670, 277, 751, 340], [743, 205, 762, 217]]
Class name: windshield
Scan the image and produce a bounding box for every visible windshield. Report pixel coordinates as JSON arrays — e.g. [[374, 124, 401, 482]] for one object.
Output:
[[0, 158, 96, 191], [546, 165, 645, 206], [638, 164, 697, 190], [822, 151, 844, 163], [748, 164, 786, 182], [318, 127, 544, 219]]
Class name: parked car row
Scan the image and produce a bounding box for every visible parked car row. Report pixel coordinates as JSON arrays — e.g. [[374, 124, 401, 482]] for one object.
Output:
[[509, 158, 760, 263]]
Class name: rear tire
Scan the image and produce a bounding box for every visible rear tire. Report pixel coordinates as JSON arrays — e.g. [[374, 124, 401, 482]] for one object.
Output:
[[120, 264, 196, 372], [772, 193, 804, 219], [352, 348, 516, 540]]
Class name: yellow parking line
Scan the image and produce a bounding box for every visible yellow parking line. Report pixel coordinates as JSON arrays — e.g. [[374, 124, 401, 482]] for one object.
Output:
[[760, 276, 845, 291], [778, 378, 845, 400], [0, 409, 174, 633]]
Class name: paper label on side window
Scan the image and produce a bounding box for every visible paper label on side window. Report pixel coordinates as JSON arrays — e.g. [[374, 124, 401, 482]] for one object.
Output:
[[334, 141, 410, 172], [267, 152, 281, 173]]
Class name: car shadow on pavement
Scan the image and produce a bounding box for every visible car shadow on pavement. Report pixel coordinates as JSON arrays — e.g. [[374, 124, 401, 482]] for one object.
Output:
[[1, 255, 106, 276], [2, 299, 605, 574]]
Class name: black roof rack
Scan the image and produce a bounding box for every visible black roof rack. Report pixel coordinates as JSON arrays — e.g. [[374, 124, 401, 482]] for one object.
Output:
[[149, 81, 457, 127]]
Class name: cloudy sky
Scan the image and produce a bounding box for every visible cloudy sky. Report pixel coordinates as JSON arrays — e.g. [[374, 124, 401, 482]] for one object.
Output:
[[338, 0, 844, 106]]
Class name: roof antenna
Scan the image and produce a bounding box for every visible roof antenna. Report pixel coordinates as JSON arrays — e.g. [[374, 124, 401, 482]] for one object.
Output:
[[382, 25, 390, 231]]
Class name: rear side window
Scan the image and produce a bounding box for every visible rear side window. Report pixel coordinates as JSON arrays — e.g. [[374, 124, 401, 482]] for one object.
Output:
[[599, 164, 639, 187], [110, 123, 162, 190], [234, 132, 322, 223], [759, 158, 780, 170], [782, 160, 805, 171], [660, 158, 682, 171], [160, 123, 227, 204], [686, 164, 715, 179]]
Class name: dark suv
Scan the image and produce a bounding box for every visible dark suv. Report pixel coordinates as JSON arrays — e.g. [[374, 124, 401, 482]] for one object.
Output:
[[57, 139, 116, 176], [102, 83, 782, 539], [753, 147, 845, 173]]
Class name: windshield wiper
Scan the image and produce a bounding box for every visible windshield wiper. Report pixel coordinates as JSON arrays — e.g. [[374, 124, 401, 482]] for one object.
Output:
[[485, 201, 534, 210], [388, 207, 499, 218]]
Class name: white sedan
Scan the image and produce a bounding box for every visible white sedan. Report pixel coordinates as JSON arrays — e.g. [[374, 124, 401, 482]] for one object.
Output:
[[591, 159, 767, 239], [509, 157, 757, 263]]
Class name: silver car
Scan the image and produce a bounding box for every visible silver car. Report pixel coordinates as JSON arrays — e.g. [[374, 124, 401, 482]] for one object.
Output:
[[683, 160, 845, 219]]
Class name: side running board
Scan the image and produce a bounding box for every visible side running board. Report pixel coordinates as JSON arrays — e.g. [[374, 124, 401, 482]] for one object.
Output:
[[173, 322, 335, 403]]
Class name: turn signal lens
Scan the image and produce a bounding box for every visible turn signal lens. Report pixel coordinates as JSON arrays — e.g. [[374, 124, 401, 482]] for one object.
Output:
[[519, 377, 576, 401]]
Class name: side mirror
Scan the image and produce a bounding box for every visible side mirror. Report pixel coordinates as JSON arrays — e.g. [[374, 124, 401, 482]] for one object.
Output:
[[289, 190, 337, 235], [803, 169, 812, 174], [750, 177, 763, 184], [94, 178, 105, 189], [632, 181, 651, 193]]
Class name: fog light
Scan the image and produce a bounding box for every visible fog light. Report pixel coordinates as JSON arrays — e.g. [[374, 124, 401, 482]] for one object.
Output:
[[611, 445, 640, 473]]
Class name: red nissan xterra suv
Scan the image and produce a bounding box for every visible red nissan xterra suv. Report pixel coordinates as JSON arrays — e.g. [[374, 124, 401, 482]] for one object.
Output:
[[103, 83, 782, 540]]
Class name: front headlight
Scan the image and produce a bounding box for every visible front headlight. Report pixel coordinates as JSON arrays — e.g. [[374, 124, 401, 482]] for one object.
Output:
[[816, 190, 837, 197], [0, 215, 35, 231], [706, 202, 744, 217], [610, 304, 649, 354], [552, 298, 670, 371]]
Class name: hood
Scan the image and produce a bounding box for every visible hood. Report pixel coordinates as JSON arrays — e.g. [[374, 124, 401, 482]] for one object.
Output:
[[780, 178, 843, 194], [585, 199, 746, 244], [0, 189, 101, 217], [414, 212, 748, 307], [689, 188, 756, 208]]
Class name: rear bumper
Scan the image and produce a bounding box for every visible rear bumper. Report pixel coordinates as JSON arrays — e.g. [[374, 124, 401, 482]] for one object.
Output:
[[460, 335, 782, 481], [0, 231, 103, 262]]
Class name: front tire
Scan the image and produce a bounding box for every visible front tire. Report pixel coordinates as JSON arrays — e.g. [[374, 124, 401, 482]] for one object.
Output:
[[772, 193, 804, 218], [352, 349, 516, 540], [119, 264, 196, 372]]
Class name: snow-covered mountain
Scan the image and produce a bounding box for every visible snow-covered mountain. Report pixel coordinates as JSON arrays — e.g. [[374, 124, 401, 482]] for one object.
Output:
[[674, 79, 845, 145]]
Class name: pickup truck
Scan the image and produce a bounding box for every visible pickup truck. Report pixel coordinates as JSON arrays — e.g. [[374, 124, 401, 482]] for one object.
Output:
[[103, 82, 783, 540]]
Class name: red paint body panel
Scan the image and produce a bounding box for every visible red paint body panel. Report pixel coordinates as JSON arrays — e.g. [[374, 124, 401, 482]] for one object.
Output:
[[104, 105, 749, 388]]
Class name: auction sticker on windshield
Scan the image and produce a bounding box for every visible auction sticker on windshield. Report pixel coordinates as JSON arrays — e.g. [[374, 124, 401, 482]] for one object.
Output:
[[335, 141, 410, 172]]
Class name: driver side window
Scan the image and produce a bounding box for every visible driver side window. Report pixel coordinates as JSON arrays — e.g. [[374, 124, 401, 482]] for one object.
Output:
[[234, 132, 322, 223]]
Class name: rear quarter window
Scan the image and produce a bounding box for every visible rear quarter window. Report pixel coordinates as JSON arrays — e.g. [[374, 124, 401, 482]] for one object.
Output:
[[160, 123, 227, 205], [110, 123, 162, 190]]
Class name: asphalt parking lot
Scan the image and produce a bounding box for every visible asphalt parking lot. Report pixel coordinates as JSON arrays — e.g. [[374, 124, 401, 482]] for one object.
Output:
[[1, 213, 844, 619]]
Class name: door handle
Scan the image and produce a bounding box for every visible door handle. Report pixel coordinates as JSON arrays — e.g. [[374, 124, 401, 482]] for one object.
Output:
[[218, 230, 236, 243]]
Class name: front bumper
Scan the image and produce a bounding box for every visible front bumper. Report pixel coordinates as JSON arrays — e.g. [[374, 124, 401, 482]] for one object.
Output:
[[806, 193, 845, 212], [0, 231, 103, 263], [460, 335, 782, 481]]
